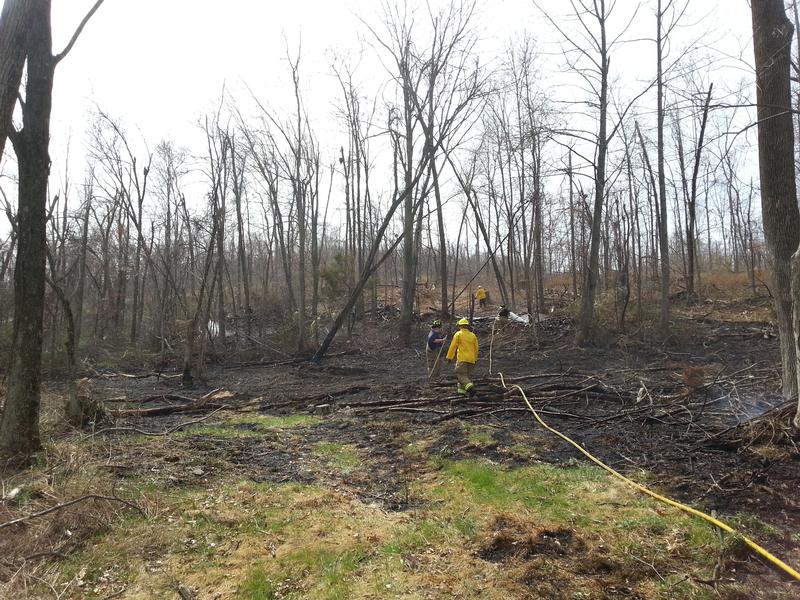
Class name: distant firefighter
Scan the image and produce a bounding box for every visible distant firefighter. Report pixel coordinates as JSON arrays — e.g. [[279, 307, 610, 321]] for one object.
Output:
[[475, 285, 487, 308]]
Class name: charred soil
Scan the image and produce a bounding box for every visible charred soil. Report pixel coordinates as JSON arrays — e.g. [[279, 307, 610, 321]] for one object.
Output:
[[2, 301, 799, 598]]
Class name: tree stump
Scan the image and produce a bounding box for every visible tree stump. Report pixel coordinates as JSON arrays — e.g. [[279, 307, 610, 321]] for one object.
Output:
[[65, 378, 106, 427]]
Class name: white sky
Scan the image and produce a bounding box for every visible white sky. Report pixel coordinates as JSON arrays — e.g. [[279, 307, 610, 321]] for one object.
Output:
[[1, 0, 759, 236]]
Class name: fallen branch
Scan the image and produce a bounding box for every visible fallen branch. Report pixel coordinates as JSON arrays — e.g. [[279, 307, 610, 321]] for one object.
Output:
[[484, 371, 581, 384], [88, 407, 226, 437], [116, 372, 181, 380], [434, 406, 594, 423], [111, 400, 228, 418], [294, 385, 370, 405], [0, 494, 145, 531], [224, 349, 360, 369]]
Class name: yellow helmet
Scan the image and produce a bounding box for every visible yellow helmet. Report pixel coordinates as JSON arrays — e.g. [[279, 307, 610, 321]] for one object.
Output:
[[458, 318, 470, 326]]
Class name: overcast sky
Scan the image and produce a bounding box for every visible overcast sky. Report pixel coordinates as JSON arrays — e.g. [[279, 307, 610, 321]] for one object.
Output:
[[0, 0, 759, 232]]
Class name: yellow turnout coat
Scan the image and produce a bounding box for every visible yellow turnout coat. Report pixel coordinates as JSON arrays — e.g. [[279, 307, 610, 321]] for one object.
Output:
[[446, 328, 478, 364]]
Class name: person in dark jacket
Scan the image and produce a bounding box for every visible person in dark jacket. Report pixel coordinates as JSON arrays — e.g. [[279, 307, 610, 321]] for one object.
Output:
[[426, 320, 447, 377]]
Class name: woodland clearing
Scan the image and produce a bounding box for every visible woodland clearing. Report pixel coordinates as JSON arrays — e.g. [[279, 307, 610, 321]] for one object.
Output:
[[1, 281, 799, 599]]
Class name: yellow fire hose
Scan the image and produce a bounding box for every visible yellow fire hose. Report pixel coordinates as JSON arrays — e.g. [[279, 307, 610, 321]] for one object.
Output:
[[495, 372, 800, 582]]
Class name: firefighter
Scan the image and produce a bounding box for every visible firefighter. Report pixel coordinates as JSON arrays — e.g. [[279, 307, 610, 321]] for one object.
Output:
[[446, 318, 478, 397], [426, 320, 447, 378], [475, 285, 487, 308]]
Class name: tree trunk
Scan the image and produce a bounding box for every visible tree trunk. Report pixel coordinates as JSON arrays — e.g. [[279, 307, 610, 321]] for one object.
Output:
[[73, 186, 91, 348], [129, 197, 143, 343], [398, 73, 417, 346], [686, 84, 713, 300], [466, 188, 510, 306], [231, 142, 251, 341], [751, 0, 800, 404], [0, 0, 54, 459], [568, 150, 578, 297], [215, 187, 226, 344], [0, 0, 34, 162], [576, 2, 609, 345], [533, 178, 545, 312], [655, 0, 671, 335], [432, 159, 449, 316]]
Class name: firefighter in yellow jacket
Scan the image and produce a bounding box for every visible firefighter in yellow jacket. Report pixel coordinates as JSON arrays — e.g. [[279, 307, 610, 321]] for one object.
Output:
[[475, 285, 487, 308], [446, 318, 478, 397]]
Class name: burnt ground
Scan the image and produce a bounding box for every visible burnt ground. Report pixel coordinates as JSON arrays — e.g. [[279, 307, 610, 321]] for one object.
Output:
[[69, 299, 800, 594], [5, 297, 799, 598]]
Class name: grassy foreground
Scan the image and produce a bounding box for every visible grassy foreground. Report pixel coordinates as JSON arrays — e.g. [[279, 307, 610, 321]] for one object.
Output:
[[0, 412, 781, 599]]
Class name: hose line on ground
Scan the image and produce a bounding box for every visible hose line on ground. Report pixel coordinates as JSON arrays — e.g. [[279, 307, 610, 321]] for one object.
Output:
[[495, 372, 800, 582]]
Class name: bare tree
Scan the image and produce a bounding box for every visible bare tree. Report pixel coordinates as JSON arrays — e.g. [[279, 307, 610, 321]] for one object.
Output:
[[655, 0, 673, 334], [72, 170, 93, 348], [536, 0, 616, 344], [0, 0, 106, 459], [676, 82, 713, 299]]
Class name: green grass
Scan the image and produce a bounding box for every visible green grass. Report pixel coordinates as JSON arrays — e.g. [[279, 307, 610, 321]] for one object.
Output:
[[464, 424, 496, 447], [226, 414, 323, 429], [432, 458, 722, 578], [435, 458, 605, 521], [19, 428, 784, 600], [239, 507, 294, 536], [507, 443, 538, 460], [238, 567, 278, 599], [381, 518, 448, 555], [313, 442, 361, 474], [179, 425, 263, 438], [176, 414, 323, 439], [279, 546, 370, 599]]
